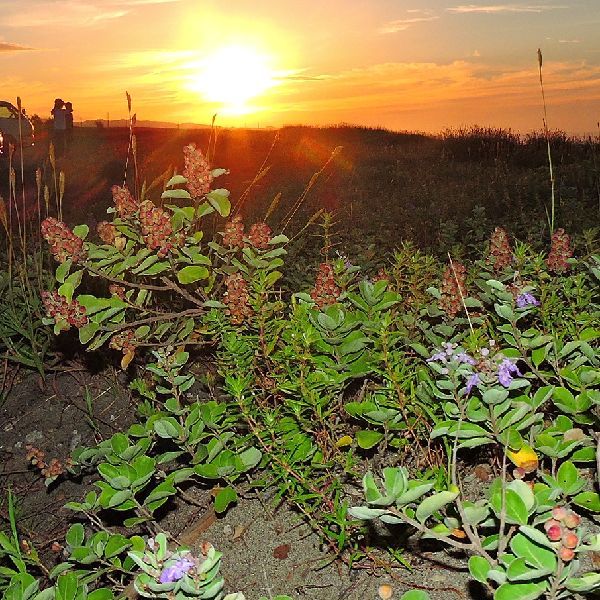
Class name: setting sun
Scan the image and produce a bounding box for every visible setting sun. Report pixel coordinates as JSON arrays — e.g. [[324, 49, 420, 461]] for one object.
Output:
[[188, 45, 277, 115]]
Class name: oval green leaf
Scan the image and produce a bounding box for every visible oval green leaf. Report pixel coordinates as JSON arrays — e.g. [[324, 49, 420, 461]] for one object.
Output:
[[356, 430, 384, 450], [416, 489, 458, 523], [177, 265, 209, 284]]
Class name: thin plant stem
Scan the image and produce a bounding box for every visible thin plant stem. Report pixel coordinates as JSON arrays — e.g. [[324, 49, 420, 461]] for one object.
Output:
[[206, 113, 217, 164], [537, 48, 556, 235], [5, 164, 14, 296], [450, 413, 495, 564], [17, 97, 26, 252], [594, 122, 600, 216], [288, 208, 325, 244], [281, 146, 342, 233], [385, 506, 473, 552], [448, 253, 473, 334], [9, 154, 25, 269], [49, 143, 60, 219], [496, 450, 513, 560], [595, 432, 600, 490], [35, 168, 43, 288], [123, 91, 136, 195], [233, 131, 279, 216]]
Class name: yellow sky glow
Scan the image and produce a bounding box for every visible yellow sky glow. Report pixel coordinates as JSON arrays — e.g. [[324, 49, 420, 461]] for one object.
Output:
[[0, 0, 598, 133], [185, 45, 278, 115]]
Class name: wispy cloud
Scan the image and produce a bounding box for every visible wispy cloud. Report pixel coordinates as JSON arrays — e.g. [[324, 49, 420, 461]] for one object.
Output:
[[379, 10, 439, 33], [1, 0, 182, 28], [0, 42, 34, 52], [558, 39, 580, 44], [93, 49, 600, 125], [379, 16, 439, 33], [265, 58, 600, 132], [4, 4, 127, 28], [112, 0, 182, 3], [448, 4, 569, 14]]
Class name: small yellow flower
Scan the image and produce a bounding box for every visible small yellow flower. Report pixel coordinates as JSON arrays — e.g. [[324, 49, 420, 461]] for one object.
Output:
[[121, 347, 135, 370], [335, 435, 353, 448], [452, 528, 467, 539]]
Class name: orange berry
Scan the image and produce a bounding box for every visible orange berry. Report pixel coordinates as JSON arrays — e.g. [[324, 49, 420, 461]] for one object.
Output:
[[562, 532, 579, 549], [558, 546, 575, 562], [563, 511, 581, 529]]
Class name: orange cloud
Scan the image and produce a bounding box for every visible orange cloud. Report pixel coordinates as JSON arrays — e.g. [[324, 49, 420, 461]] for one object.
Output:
[[448, 4, 568, 14], [0, 42, 34, 52], [379, 15, 439, 34], [76, 52, 599, 132], [273, 60, 596, 107], [2, 0, 182, 29], [263, 59, 600, 132], [4, 5, 128, 28]]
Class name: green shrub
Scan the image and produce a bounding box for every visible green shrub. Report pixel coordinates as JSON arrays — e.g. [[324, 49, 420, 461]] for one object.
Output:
[[3, 139, 597, 600]]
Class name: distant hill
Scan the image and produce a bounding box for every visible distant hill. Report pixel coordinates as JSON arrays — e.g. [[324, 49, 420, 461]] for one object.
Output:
[[79, 119, 213, 129], [78, 119, 276, 130]]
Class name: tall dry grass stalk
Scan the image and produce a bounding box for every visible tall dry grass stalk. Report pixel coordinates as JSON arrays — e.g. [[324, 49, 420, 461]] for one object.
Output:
[[1, 98, 54, 375], [6, 121, 31, 286], [595, 122, 600, 216], [537, 48, 556, 235], [16, 97, 27, 250], [0, 196, 11, 291], [206, 113, 218, 165], [47, 142, 64, 221], [123, 91, 139, 199], [289, 208, 325, 244], [264, 192, 282, 221], [281, 145, 343, 233], [7, 147, 27, 279], [4, 97, 51, 299], [233, 131, 279, 216], [448, 253, 474, 335]]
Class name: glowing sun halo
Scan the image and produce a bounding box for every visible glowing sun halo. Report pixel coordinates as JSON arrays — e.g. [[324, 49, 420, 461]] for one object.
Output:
[[191, 45, 276, 114]]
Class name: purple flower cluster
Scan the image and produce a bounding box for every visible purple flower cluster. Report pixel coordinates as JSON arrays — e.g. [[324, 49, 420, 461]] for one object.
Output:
[[498, 358, 521, 387], [455, 352, 476, 365], [159, 556, 195, 583], [516, 292, 539, 309], [428, 342, 524, 395], [428, 344, 478, 393], [427, 351, 447, 363], [427, 343, 475, 366], [465, 373, 481, 394]]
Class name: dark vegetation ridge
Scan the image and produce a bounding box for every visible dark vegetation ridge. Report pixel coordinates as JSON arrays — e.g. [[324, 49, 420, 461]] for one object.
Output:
[[4, 123, 598, 261]]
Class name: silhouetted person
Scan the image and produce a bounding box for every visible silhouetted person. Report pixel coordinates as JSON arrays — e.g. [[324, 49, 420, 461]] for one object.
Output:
[[51, 98, 66, 157], [64, 101, 73, 150]]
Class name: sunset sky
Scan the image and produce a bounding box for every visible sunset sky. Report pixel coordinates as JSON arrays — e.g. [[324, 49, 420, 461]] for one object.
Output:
[[1, 0, 599, 133]]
